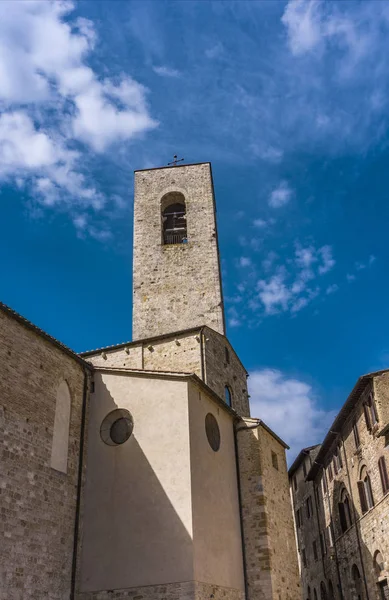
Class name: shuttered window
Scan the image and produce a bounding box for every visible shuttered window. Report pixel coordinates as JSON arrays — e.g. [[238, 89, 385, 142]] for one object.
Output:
[[378, 456, 389, 494]]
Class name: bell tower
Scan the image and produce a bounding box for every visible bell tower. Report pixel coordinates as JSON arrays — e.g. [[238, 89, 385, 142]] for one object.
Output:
[[132, 162, 225, 340]]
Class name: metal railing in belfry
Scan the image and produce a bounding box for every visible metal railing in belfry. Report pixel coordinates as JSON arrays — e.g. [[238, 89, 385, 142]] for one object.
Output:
[[163, 230, 187, 245]]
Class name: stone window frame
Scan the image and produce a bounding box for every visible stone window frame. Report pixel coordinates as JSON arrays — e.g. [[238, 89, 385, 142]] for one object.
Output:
[[373, 550, 385, 579], [358, 464, 375, 514], [271, 450, 279, 470], [363, 389, 379, 432], [224, 384, 232, 407], [353, 419, 361, 449], [160, 190, 188, 246], [338, 487, 353, 534], [378, 456, 389, 495], [50, 379, 72, 474]]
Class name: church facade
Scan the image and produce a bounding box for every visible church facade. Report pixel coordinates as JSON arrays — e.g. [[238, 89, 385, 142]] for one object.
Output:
[[0, 162, 300, 600]]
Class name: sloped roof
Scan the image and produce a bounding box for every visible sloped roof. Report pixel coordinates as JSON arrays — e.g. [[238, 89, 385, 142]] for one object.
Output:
[[307, 368, 389, 481], [0, 301, 91, 369]]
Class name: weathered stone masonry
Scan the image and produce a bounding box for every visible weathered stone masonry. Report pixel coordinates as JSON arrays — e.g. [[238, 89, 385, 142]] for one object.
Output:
[[0, 305, 89, 600], [132, 163, 225, 340]]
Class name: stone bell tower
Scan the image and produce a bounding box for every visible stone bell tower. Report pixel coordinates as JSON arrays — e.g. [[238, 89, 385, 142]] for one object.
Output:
[[132, 162, 225, 340]]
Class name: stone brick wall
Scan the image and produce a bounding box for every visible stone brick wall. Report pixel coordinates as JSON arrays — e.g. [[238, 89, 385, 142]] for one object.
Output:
[[289, 447, 323, 598], [295, 373, 389, 600], [82, 326, 249, 417], [236, 419, 301, 600], [203, 327, 250, 417], [132, 163, 225, 340], [0, 308, 87, 600], [77, 580, 244, 600]]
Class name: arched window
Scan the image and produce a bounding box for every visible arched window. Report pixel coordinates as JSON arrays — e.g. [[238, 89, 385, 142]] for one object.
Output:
[[314, 588, 318, 600], [307, 585, 312, 600], [351, 564, 364, 600], [50, 380, 71, 474], [358, 466, 374, 513], [161, 192, 187, 245], [320, 582, 327, 600], [224, 385, 232, 407], [338, 488, 352, 533], [328, 580, 335, 599], [373, 550, 384, 578]]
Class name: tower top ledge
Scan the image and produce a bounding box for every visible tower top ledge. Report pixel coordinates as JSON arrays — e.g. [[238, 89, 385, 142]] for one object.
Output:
[[134, 161, 211, 174]]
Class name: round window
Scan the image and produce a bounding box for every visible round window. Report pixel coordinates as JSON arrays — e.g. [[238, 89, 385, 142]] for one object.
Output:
[[100, 409, 134, 446], [205, 413, 220, 452]]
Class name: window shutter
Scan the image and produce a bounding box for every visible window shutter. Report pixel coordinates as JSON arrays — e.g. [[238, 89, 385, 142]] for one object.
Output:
[[364, 403, 372, 431], [358, 481, 368, 514], [378, 457, 389, 494], [366, 476, 374, 509], [338, 502, 347, 533]]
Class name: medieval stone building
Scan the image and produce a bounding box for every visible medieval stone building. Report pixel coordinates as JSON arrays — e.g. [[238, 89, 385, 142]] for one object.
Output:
[[0, 162, 300, 600], [289, 370, 389, 600]]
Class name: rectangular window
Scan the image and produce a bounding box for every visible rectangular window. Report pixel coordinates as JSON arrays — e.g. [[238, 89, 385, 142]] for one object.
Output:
[[353, 420, 360, 448], [322, 474, 328, 495], [320, 532, 327, 556], [296, 508, 303, 528], [302, 548, 307, 568], [225, 346, 230, 365], [327, 524, 334, 547], [328, 463, 333, 482], [378, 456, 389, 494], [358, 481, 368, 514], [306, 496, 313, 519], [303, 460, 307, 477], [271, 451, 279, 470], [364, 402, 372, 431], [313, 540, 318, 561], [369, 392, 379, 425]]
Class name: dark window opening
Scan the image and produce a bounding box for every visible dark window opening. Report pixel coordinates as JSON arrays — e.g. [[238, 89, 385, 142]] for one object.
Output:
[[224, 385, 232, 407], [162, 194, 187, 245], [272, 451, 279, 470], [205, 413, 220, 452], [303, 459, 307, 477], [328, 463, 333, 482], [339, 489, 352, 533], [313, 540, 318, 561], [353, 420, 360, 448], [225, 346, 230, 364], [358, 467, 374, 513], [378, 456, 389, 494]]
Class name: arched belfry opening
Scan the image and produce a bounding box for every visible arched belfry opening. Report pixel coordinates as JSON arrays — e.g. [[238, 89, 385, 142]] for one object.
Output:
[[161, 191, 187, 245]]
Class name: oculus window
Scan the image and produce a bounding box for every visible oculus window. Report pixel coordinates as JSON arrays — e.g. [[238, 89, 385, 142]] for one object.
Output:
[[100, 408, 134, 446]]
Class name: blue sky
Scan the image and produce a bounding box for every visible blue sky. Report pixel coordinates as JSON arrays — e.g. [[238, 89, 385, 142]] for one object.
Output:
[[1, 0, 389, 458]]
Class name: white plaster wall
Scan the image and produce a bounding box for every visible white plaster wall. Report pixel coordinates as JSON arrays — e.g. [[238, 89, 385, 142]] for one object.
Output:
[[80, 372, 193, 592], [188, 382, 245, 592]]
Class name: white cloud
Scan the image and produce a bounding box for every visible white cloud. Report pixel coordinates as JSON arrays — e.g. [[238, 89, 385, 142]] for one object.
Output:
[[295, 245, 317, 269], [318, 245, 336, 274], [253, 218, 268, 228], [326, 283, 339, 294], [153, 65, 180, 77], [257, 272, 291, 314], [249, 368, 336, 461], [239, 256, 252, 267], [0, 0, 157, 227], [268, 181, 293, 208], [282, 0, 322, 56]]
